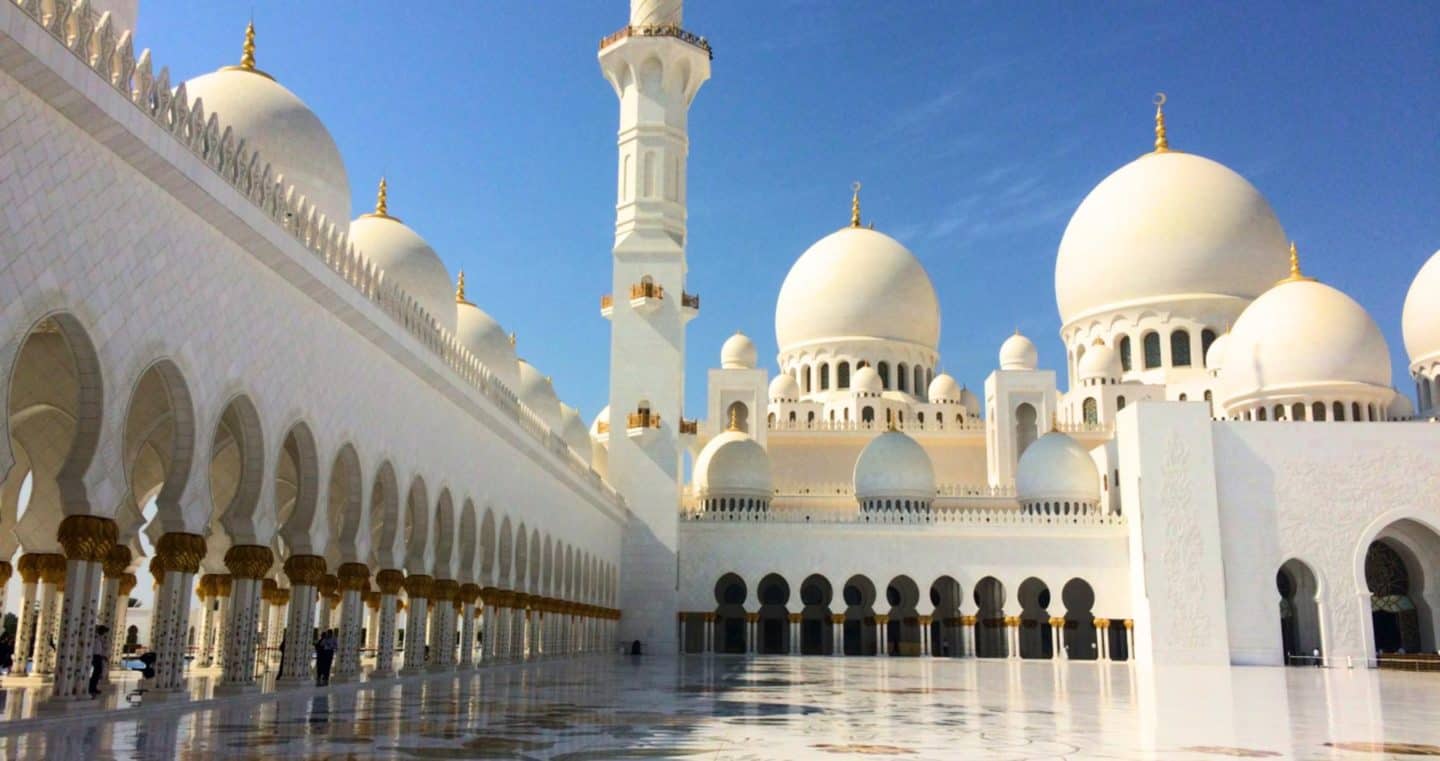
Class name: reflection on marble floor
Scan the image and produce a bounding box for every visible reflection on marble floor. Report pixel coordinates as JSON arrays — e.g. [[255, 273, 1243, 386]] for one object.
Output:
[[1, 655, 1439, 759]]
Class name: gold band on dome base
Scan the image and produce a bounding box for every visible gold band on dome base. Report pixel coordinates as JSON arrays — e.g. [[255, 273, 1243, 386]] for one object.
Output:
[[224, 545, 274, 580], [57, 515, 118, 562]]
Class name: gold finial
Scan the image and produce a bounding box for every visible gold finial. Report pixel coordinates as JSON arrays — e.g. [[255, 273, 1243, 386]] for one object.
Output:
[[221, 20, 274, 80], [508, 332, 516, 347], [727, 406, 740, 431], [1279, 241, 1315, 284], [850, 181, 862, 228], [375, 177, 388, 216], [455, 270, 470, 304], [1153, 93, 1169, 153]]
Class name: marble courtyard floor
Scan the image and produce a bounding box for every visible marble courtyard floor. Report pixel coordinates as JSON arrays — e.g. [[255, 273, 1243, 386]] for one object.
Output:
[[0, 656, 1436, 759]]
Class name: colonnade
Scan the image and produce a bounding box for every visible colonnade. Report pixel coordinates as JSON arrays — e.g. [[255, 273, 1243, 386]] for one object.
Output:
[[2, 520, 622, 706]]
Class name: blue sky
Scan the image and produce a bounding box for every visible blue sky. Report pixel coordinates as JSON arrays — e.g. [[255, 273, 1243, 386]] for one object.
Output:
[[140, 1, 1439, 421]]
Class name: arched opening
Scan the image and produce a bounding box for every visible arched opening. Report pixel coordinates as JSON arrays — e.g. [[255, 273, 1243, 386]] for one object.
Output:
[[877, 362, 890, 389], [1364, 523, 1440, 656], [914, 366, 925, 395], [275, 424, 321, 560], [861, 406, 874, 424], [1170, 330, 1192, 367], [1015, 403, 1038, 458], [799, 574, 833, 655], [368, 462, 401, 572], [841, 575, 877, 656], [1082, 397, 1098, 424], [1118, 335, 1132, 372], [325, 444, 364, 573], [1201, 329, 1217, 366], [1277, 559, 1322, 665], [801, 366, 811, 394], [1062, 578, 1098, 660], [837, 362, 850, 389], [713, 573, 747, 654], [725, 401, 749, 433], [929, 576, 962, 658], [1333, 401, 1345, 421], [973, 577, 1007, 657], [897, 363, 909, 393], [1142, 332, 1162, 369], [1017, 577, 1052, 659], [819, 364, 830, 391], [884, 575, 921, 656], [756, 573, 790, 654]]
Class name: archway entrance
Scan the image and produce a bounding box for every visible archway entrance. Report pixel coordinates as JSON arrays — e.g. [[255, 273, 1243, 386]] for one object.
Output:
[[842, 575, 877, 656], [1017, 577, 1052, 659], [1277, 559, 1322, 665], [973, 577, 1006, 658], [756, 573, 790, 654], [713, 574, 747, 654], [885, 576, 921, 656], [1062, 578, 1098, 660], [799, 575, 833, 655], [929, 576, 962, 658], [1366, 539, 1430, 654]]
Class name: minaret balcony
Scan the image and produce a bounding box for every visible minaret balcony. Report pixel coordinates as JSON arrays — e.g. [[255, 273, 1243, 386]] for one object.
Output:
[[599, 24, 714, 60], [629, 281, 665, 315], [679, 418, 698, 436], [681, 291, 700, 321], [600, 294, 614, 319], [625, 409, 663, 444]]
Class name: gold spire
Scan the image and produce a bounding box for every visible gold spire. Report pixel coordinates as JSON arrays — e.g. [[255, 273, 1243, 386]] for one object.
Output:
[[726, 406, 740, 431], [363, 177, 399, 221], [850, 181, 862, 228], [508, 332, 516, 347], [221, 21, 274, 80], [1278, 241, 1315, 284], [1153, 92, 1169, 153], [455, 270, 471, 304]]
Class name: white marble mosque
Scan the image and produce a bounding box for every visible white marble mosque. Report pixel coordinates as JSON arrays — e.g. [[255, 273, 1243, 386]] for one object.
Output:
[[1, 0, 1439, 757]]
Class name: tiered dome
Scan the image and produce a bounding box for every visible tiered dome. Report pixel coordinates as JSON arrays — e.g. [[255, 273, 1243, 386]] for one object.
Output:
[[927, 373, 962, 404], [853, 366, 883, 396], [999, 332, 1038, 371], [721, 332, 758, 369], [693, 430, 773, 507], [769, 374, 800, 402], [853, 431, 935, 508], [1015, 431, 1100, 511], [516, 360, 564, 432], [1402, 249, 1440, 369], [349, 179, 456, 334], [1077, 342, 1121, 383], [184, 24, 351, 226], [455, 272, 520, 392]]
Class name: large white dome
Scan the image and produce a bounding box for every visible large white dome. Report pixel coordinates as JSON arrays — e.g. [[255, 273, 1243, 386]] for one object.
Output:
[[456, 287, 520, 392], [1218, 273, 1391, 406], [1402, 249, 1440, 368], [853, 431, 935, 500], [693, 430, 773, 499], [516, 360, 563, 432], [1055, 151, 1289, 325], [184, 34, 350, 226], [1016, 431, 1099, 504], [775, 227, 939, 353], [349, 185, 456, 335]]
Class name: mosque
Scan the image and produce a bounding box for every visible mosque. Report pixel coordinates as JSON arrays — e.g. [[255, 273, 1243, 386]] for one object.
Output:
[[0, 0, 1437, 709]]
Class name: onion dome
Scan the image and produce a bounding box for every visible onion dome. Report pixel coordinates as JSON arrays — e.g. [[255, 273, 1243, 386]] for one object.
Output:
[[1077, 342, 1121, 384], [1055, 96, 1288, 326], [720, 331, 758, 369], [558, 404, 593, 465], [927, 372, 962, 404], [958, 387, 981, 417], [516, 360, 563, 432], [769, 373, 800, 402], [1402, 249, 1440, 370], [349, 178, 456, 334], [853, 366, 883, 396], [1217, 245, 1392, 414], [454, 271, 520, 392], [853, 430, 935, 508], [1204, 332, 1230, 375], [999, 331, 1038, 371], [183, 23, 351, 225], [1389, 393, 1415, 421], [693, 429, 773, 507], [775, 185, 940, 355], [1016, 431, 1100, 510]]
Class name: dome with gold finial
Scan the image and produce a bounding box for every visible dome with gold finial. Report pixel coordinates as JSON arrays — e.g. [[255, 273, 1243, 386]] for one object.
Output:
[[455, 270, 521, 392], [1055, 94, 1289, 328], [693, 411, 773, 507], [184, 22, 351, 225], [348, 178, 457, 334]]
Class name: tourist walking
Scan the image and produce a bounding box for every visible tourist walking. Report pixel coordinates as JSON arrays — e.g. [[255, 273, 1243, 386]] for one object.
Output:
[[88, 625, 109, 697], [315, 630, 337, 685]]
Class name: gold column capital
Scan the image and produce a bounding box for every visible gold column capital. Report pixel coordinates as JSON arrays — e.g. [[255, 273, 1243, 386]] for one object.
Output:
[[57, 515, 117, 562], [432, 579, 459, 602], [223, 545, 273, 580], [338, 562, 371, 591], [154, 532, 207, 575], [402, 574, 434, 599], [375, 569, 405, 594], [282, 554, 327, 586], [102, 544, 132, 578]]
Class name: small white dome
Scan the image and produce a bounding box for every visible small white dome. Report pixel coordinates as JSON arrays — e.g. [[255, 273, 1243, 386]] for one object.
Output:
[[854, 431, 935, 500], [1389, 393, 1415, 421], [1055, 151, 1288, 325], [1204, 332, 1230, 373], [775, 227, 940, 353], [693, 430, 773, 499], [721, 332, 758, 369], [958, 387, 981, 417], [516, 360, 563, 432], [349, 197, 456, 335], [1402, 249, 1440, 368], [1218, 275, 1391, 406], [853, 366, 883, 395], [927, 373, 962, 403], [1016, 431, 1100, 504], [184, 60, 351, 226], [457, 298, 520, 392], [1078, 342, 1120, 382], [559, 404, 593, 465], [769, 373, 799, 402], [999, 332, 1038, 371]]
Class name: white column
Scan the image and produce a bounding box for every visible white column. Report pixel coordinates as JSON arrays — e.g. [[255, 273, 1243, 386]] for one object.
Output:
[[877, 615, 889, 657], [34, 568, 64, 677], [212, 581, 232, 670], [790, 616, 800, 655], [279, 555, 323, 685], [833, 615, 844, 657], [13, 556, 41, 676], [335, 564, 368, 680], [459, 600, 476, 666], [50, 542, 107, 701], [365, 595, 381, 653], [95, 565, 124, 685], [219, 566, 265, 688], [401, 575, 432, 673], [150, 534, 204, 692], [374, 570, 404, 676]]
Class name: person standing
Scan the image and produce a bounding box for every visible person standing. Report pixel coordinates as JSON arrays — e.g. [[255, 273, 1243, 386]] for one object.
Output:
[[88, 625, 110, 697], [315, 630, 337, 685]]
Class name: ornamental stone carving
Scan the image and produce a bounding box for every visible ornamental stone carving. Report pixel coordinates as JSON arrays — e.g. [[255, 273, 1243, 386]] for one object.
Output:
[[118, 573, 138, 595], [338, 562, 370, 591], [283, 555, 327, 586], [103, 545, 132, 578], [155, 532, 206, 574], [57, 514, 117, 561], [317, 574, 339, 599], [224, 545, 274, 579]]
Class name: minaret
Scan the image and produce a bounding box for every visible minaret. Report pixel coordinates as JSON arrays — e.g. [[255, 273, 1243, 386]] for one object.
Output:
[[599, 0, 710, 652]]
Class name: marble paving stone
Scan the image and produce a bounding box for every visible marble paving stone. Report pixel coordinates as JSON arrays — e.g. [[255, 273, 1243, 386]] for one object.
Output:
[[0, 656, 1438, 759]]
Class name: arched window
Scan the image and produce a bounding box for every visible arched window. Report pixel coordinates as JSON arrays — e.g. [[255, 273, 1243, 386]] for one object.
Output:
[[767, 412, 776, 426], [885, 408, 894, 424], [829, 410, 835, 422], [1083, 397, 1098, 424], [897, 363, 909, 392], [1352, 402, 1362, 421], [727, 401, 750, 432], [788, 411, 796, 423], [914, 366, 925, 394], [1274, 404, 1285, 420], [1178, 393, 1188, 401], [918, 412, 925, 425], [807, 411, 815, 424], [1201, 329, 1217, 365], [843, 408, 850, 421], [819, 363, 830, 390], [1291, 402, 1305, 421], [862, 406, 874, 423], [837, 361, 851, 389], [1170, 330, 1191, 367], [1203, 390, 1212, 402], [1333, 401, 1345, 421], [1257, 407, 1268, 421], [1116, 396, 1126, 411], [877, 362, 890, 389], [1368, 403, 1378, 421], [801, 366, 811, 393], [1118, 336, 1132, 372], [642, 151, 656, 197], [1142, 332, 1162, 369], [1312, 401, 1326, 421], [1015, 403, 1038, 457]]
